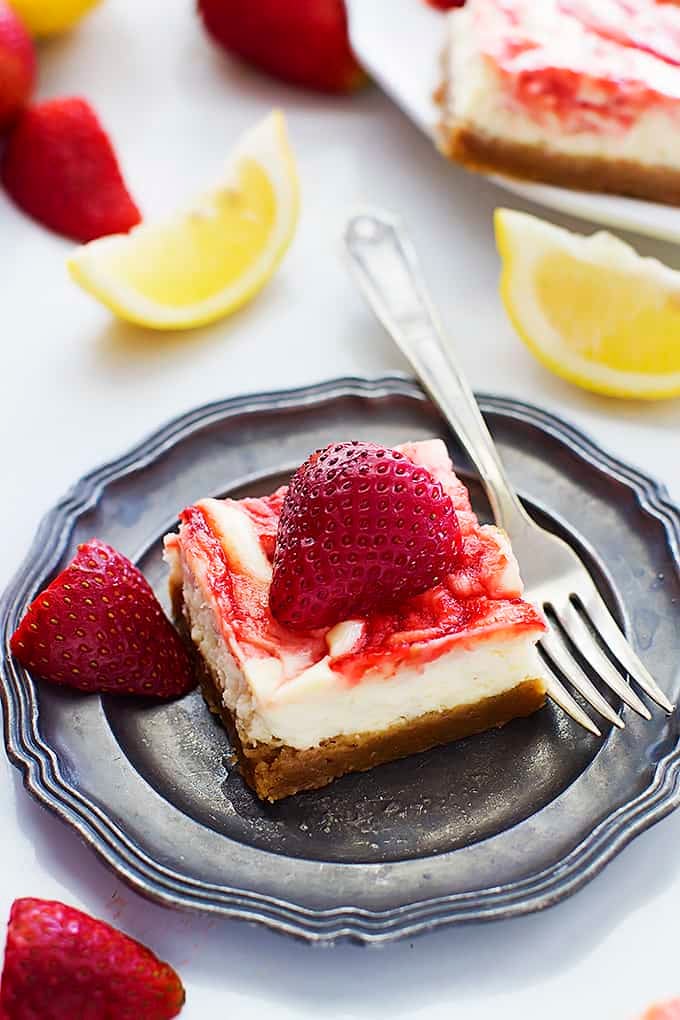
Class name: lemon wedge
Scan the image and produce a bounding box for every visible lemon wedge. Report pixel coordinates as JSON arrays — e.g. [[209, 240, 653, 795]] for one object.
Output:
[[68, 111, 299, 331], [8, 0, 100, 35], [495, 208, 680, 400]]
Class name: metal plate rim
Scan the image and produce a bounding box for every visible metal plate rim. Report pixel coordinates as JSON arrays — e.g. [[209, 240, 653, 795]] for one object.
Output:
[[2, 374, 680, 944]]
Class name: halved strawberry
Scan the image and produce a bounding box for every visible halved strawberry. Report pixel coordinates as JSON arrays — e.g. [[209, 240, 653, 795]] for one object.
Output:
[[269, 442, 462, 630], [0, 898, 185, 1020], [10, 539, 194, 697], [1, 97, 141, 242]]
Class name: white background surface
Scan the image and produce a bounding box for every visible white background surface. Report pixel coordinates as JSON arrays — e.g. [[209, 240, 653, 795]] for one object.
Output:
[[2, 2, 680, 1017]]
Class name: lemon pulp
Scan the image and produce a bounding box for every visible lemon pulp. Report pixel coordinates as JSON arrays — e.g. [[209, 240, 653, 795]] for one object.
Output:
[[495, 208, 680, 399], [536, 254, 680, 375], [104, 162, 277, 307]]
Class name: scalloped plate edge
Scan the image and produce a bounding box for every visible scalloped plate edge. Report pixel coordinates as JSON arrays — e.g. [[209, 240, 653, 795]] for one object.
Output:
[[1, 375, 679, 943]]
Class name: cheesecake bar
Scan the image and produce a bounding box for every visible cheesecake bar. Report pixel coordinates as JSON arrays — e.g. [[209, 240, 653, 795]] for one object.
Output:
[[440, 0, 680, 204], [164, 440, 547, 801]]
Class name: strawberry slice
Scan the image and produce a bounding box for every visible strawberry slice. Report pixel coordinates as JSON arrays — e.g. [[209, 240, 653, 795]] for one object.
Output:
[[0, 898, 185, 1020], [269, 441, 462, 630], [1, 97, 141, 243], [10, 539, 194, 697]]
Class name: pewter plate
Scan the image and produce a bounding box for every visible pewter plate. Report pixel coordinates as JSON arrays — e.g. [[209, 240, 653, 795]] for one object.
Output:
[[2, 376, 679, 943]]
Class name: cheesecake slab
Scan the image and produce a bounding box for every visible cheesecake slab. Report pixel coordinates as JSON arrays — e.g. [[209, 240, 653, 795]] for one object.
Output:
[[164, 440, 547, 801], [440, 0, 680, 205]]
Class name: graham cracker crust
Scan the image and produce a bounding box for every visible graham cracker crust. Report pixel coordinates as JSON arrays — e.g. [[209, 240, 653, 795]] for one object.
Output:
[[173, 584, 546, 802], [440, 124, 680, 206], [219, 674, 545, 802]]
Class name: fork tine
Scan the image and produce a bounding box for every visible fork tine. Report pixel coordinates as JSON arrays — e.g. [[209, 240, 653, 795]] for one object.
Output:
[[539, 658, 602, 736], [540, 629, 623, 729], [558, 601, 652, 720], [578, 589, 674, 713]]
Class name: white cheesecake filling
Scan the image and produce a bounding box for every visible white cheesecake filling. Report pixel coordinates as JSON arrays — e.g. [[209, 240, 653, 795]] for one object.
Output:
[[166, 437, 547, 751], [445, 1, 680, 169], [242, 639, 544, 750], [177, 550, 544, 750]]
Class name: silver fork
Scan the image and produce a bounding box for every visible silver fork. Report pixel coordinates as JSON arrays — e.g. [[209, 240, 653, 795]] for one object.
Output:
[[344, 209, 674, 735]]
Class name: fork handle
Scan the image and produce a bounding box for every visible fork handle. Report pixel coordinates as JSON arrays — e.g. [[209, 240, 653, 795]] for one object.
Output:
[[344, 209, 532, 536]]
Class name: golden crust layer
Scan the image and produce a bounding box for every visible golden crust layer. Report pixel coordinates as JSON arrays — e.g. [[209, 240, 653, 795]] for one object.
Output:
[[218, 674, 546, 802], [440, 123, 680, 206]]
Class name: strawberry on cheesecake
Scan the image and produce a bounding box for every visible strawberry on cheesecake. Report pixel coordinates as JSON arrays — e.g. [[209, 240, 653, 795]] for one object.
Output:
[[440, 0, 680, 204], [164, 439, 547, 802]]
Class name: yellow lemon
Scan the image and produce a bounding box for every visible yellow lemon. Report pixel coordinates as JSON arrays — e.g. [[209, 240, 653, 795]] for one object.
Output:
[[8, 0, 101, 36], [68, 111, 299, 331], [495, 208, 680, 400]]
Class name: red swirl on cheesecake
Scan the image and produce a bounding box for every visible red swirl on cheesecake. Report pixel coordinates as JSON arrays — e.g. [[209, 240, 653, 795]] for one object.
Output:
[[166, 440, 542, 686], [164, 439, 547, 799], [440, 0, 680, 203], [474, 0, 680, 132], [559, 0, 680, 69]]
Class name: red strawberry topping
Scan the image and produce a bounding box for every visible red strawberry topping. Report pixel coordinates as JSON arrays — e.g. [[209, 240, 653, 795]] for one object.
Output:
[[0, 3, 35, 130], [1, 97, 141, 243], [10, 539, 194, 697], [197, 0, 365, 94], [425, 1, 466, 8], [0, 898, 185, 1020], [269, 442, 463, 631]]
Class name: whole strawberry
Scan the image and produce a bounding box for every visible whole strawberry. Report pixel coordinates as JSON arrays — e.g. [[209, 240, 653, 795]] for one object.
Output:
[[424, 0, 466, 9], [0, 898, 185, 1020], [1, 97, 141, 242], [10, 538, 194, 697], [269, 442, 462, 630], [0, 3, 34, 130], [198, 0, 365, 94]]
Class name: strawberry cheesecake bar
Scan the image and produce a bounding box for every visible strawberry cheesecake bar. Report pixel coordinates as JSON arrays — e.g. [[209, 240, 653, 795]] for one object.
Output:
[[164, 439, 547, 801], [440, 0, 680, 204]]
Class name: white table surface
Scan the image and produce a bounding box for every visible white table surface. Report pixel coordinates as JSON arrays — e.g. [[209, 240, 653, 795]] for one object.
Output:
[[2, 2, 680, 1017]]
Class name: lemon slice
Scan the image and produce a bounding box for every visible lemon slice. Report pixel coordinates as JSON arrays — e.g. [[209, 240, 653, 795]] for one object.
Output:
[[495, 208, 680, 400], [68, 110, 299, 330], [8, 0, 100, 36]]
